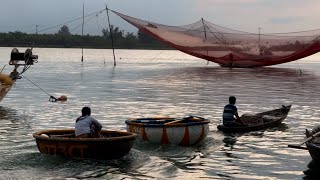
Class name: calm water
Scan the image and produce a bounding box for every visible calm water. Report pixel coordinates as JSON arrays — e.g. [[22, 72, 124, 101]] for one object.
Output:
[[0, 47, 320, 179]]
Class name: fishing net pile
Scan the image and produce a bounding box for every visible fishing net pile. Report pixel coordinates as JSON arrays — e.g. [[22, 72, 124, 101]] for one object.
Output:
[[0, 74, 13, 86], [113, 10, 320, 67]]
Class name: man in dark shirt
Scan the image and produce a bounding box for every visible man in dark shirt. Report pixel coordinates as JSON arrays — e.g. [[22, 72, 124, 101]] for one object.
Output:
[[223, 96, 246, 127]]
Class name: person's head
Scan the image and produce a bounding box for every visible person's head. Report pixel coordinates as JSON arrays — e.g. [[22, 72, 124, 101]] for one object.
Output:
[[82, 107, 91, 116], [229, 96, 236, 104]]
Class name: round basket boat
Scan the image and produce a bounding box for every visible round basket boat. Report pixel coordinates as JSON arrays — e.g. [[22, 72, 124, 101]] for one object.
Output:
[[33, 129, 137, 160], [125, 116, 210, 146]]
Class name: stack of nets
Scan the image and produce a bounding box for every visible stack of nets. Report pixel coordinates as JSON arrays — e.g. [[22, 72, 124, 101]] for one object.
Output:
[[0, 74, 14, 86]]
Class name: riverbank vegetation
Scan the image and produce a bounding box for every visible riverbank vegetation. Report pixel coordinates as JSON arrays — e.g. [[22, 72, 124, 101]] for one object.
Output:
[[0, 25, 169, 49]]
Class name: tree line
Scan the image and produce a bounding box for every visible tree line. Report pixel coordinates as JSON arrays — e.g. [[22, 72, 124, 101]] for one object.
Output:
[[0, 25, 169, 49]]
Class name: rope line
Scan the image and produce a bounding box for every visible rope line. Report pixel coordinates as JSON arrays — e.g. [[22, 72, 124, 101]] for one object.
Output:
[[22, 75, 52, 97], [37, 8, 106, 34]]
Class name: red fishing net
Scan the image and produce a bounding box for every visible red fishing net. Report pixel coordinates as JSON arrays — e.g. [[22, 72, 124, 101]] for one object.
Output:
[[113, 10, 320, 67]]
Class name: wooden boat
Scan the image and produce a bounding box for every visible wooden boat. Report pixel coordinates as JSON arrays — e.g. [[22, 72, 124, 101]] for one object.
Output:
[[288, 128, 320, 163], [306, 142, 320, 162], [125, 116, 210, 146], [217, 105, 291, 133], [33, 129, 137, 160], [0, 48, 38, 102], [305, 128, 320, 162]]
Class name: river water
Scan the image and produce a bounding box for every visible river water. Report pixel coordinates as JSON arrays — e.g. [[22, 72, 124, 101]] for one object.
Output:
[[0, 47, 319, 179]]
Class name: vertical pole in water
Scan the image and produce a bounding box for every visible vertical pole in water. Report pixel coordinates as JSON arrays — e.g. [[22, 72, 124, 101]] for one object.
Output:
[[258, 28, 261, 47], [81, 3, 84, 63], [106, 5, 116, 66], [201, 18, 209, 64]]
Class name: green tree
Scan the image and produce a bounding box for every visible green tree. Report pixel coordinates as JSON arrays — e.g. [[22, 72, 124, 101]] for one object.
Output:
[[57, 25, 71, 36], [138, 30, 154, 44]]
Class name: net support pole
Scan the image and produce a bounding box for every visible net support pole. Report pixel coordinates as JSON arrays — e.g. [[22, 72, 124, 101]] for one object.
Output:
[[106, 4, 116, 66], [201, 18, 207, 41], [201, 18, 209, 62], [81, 3, 84, 62]]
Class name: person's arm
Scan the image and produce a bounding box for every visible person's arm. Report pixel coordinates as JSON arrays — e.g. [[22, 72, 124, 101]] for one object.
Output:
[[235, 111, 246, 125], [91, 117, 102, 130]]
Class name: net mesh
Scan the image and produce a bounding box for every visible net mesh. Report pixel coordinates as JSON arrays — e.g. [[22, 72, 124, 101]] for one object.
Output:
[[113, 10, 320, 67]]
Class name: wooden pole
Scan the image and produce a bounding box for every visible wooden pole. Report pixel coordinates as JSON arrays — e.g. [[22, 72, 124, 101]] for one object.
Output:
[[106, 5, 116, 66], [81, 3, 84, 62]]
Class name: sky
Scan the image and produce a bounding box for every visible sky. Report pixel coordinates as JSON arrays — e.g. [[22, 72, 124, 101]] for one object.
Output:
[[1, 0, 320, 35]]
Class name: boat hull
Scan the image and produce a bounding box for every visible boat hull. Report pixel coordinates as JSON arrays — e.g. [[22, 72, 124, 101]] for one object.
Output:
[[217, 105, 291, 133], [125, 117, 210, 146], [0, 84, 13, 102], [306, 143, 320, 162], [33, 129, 137, 160]]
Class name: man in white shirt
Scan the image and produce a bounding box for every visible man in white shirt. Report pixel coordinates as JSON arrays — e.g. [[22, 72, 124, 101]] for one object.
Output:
[[75, 107, 102, 138]]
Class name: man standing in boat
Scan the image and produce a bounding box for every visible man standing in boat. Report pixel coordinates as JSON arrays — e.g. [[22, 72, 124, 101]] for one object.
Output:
[[222, 96, 246, 127], [75, 107, 102, 138]]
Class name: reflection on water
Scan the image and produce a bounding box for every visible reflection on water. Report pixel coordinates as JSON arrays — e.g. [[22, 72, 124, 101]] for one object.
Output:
[[0, 48, 319, 179]]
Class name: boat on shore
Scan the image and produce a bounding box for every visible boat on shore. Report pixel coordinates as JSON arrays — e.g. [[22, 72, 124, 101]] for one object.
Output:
[[217, 105, 291, 133], [0, 48, 38, 102], [33, 129, 137, 160], [125, 116, 210, 146]]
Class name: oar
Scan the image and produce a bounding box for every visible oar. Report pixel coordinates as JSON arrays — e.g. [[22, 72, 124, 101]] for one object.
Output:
[[287, 144, 308, 150], [288, 131, 320, 150], [164, 119, 184, 125]]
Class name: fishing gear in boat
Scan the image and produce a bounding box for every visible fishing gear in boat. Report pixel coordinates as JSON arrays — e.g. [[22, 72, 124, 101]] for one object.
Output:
[[22, 75, 67, 103]]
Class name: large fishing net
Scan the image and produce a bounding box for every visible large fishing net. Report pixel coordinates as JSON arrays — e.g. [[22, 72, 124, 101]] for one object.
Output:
[[113, 10, 320, 67]]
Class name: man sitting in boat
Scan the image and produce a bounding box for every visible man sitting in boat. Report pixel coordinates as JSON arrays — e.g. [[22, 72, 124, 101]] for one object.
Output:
[[75, 107, 102, 138], [222, 96, 246, 127]]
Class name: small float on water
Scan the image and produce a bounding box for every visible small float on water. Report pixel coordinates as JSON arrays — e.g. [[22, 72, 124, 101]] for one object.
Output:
[[33, 129, 137, 160], [288, 127, 320, 163], [0, 48, 38, 102], [217, 105, 291, 133], [125, 116, 210, 146]]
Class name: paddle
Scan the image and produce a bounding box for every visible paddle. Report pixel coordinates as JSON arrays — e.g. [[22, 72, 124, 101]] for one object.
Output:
[[164, 115, 204, 125], [164, 119, 184, 125], [288, 131, 320, 150]]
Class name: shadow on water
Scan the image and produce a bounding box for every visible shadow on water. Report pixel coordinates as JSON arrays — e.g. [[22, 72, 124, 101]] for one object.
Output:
[[170, 66, 316, 80], [2, 149, 154, 179], [303, 160, 320, 179]]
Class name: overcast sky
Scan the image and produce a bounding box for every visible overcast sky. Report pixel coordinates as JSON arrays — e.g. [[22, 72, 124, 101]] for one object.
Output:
[[1, 0, 320, 35]]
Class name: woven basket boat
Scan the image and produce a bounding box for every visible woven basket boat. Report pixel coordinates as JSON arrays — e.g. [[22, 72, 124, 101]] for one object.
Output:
[[33, 129, 137, 159], [125, 116, 210, 146]]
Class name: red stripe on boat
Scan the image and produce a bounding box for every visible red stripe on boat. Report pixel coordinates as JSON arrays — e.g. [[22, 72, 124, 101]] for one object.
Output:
[[142, 127, 148, 141], [161, 128, 169, 144], [179, 127, 190, 146]]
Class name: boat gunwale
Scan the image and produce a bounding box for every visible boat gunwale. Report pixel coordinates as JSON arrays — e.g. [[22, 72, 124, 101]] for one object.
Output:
[[33, 129, 137, 142], [125, 118, 210, 127]]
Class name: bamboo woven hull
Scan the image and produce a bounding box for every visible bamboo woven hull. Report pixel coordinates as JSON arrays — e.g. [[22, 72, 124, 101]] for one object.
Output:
[[33, 129, 136, 160], [126, 117, 210, 146]]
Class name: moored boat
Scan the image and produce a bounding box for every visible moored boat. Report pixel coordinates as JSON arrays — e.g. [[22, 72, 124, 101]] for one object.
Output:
[[33, 129, 137, 159], [217, 105, 291, 133], [125, 116, 210, 146]]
